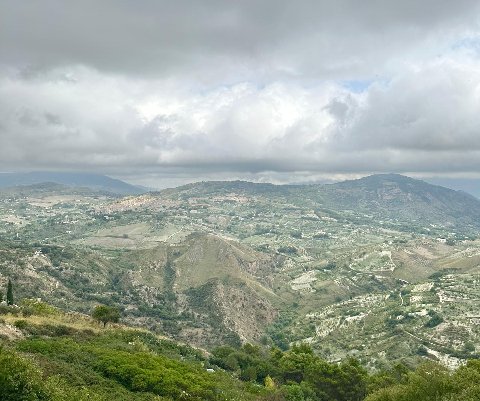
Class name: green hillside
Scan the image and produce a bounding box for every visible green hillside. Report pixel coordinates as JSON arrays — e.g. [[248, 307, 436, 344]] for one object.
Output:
[[2, 302, 480, 401], [1, 174, 480, 372]]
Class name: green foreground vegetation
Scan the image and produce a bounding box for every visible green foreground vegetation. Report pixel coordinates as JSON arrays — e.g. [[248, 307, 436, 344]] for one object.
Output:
[[1, 302, 480, 401]]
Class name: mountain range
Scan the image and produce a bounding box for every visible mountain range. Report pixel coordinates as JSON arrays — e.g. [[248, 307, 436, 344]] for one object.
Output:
[[150, 173, 480, 232], [0, 171, 145, 195]]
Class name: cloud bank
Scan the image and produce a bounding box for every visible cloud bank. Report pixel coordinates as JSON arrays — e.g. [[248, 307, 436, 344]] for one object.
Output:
[[1, 1, 480, 187]]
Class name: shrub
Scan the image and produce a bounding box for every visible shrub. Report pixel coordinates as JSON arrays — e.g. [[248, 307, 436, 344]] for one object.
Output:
[[14, 320, 29, 330], [278, 246, 298, 255], [425, 312, 444, 328], [21, 299, 59, 317], [0, 347, 51, 401]]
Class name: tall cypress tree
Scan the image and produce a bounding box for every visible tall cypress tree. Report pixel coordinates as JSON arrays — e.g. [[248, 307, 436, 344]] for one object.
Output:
[[6, 279, 13, 306]]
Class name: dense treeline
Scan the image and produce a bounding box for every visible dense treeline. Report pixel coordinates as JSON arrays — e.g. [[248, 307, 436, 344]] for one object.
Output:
[[211, 343, 368, 400], [210, 343, 480, 401], [1, 302, 480, 401]]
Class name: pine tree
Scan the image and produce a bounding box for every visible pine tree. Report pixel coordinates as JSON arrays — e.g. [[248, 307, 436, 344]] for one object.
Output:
[[6, 279, 13, 306]]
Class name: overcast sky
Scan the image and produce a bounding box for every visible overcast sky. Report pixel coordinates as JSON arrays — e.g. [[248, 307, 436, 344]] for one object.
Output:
[[1, 1, 480, 188]]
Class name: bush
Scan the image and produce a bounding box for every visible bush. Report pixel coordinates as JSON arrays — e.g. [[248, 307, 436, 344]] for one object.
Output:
[[0, 347, 51, 401], [14, 320, 29, 330], [0, 305, 18, 315], [21, 300, 59, 317], [425, 312, 444, 328], [278, 246, 298, 255], [366, 363, 455, 401]]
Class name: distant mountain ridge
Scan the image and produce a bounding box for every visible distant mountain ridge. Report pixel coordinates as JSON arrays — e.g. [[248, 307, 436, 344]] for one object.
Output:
[[154, 173, 480, 232], [322, 173, 480, 228], [2, 172, 479, 230], [0, 172, 145, 195]]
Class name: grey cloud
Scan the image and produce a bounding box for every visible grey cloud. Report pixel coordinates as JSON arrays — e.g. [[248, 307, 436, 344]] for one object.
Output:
[[330, 60, 480, 152], [2, 1, 479, 81], [2, 60, 480, 179], [131, 115, 177, 148], [325, 99, 350, 123], [44, 113, 62, 126]]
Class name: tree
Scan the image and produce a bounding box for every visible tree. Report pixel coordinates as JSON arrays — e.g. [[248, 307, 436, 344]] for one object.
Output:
[[6, 280, 13, 306], [279, 343, 316, 383], [0, 290, 3, 303], [92, 305, 120, 328], [425, 311, 443, 328], [265, 375, 276, 389]]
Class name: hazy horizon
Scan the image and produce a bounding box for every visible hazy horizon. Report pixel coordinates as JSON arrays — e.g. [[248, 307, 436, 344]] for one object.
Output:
[[3, 170, 480, 200]]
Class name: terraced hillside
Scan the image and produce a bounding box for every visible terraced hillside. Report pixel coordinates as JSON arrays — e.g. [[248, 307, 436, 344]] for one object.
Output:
[[1, 174, 480, 367]]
